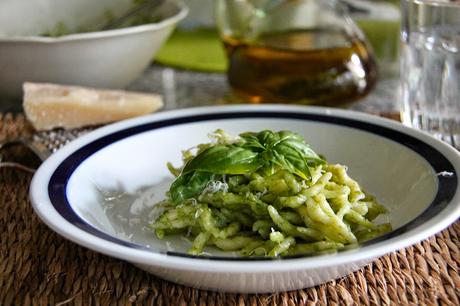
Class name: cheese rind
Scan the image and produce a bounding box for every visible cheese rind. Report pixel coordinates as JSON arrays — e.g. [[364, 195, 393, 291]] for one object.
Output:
[[23, 82, 163, 130]]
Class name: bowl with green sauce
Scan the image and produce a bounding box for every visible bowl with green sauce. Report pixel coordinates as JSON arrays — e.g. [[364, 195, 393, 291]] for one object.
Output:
[[29, 105, 460, 293], [0, 0, 187, 99]]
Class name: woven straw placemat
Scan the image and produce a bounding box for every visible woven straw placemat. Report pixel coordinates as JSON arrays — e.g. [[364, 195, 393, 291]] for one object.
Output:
[[1, 113, 459, 306]]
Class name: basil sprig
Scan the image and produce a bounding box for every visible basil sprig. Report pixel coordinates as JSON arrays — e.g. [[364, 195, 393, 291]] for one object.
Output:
[[169, 130, 325, 204]]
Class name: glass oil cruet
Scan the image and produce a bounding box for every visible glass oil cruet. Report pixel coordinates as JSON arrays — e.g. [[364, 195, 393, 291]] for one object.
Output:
[[216, 0, 378, 105]]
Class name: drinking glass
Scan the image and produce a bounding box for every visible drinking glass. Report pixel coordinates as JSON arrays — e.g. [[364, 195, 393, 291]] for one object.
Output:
[[400, 0, 460, 145], [216, 0, 378, 105]]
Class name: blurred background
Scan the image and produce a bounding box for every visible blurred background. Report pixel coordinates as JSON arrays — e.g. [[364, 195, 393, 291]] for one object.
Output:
[[0, 0, 401, 113]]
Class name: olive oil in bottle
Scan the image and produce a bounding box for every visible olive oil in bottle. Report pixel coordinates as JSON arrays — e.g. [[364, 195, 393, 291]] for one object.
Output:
[[223, 28, 377, 105]]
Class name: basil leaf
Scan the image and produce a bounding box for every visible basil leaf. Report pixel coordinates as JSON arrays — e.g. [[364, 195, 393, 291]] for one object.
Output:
[[270, 130, 325, 178], [257, 130, 278, 148], [272, 143, 310, 179], [258, 150, 278, 176], [183, 145, 262, 175], [239, 133, 265, 151], [272, 130, 301, 146], [169, 129, 326, 204], [241, 130, 325, 179], [279, 138, 325, 166], [170, 143, 263, 204], [170, 171, 215, 204]]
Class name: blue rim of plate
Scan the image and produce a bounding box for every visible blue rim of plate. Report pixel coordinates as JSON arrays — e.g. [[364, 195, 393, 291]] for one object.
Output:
[[48, 111, 458, 260]]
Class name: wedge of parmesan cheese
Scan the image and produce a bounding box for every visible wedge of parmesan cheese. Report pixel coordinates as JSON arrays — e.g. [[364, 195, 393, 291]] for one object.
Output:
[[23, 82, 163, 130]]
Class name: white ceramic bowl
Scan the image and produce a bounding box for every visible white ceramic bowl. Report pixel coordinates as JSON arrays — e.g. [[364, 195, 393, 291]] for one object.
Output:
[[0, 0, 187, 99], [29, 105, 460, 293]]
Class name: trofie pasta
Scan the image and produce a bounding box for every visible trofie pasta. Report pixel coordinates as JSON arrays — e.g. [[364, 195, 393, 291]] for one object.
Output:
[[149, 130, 391, 257]]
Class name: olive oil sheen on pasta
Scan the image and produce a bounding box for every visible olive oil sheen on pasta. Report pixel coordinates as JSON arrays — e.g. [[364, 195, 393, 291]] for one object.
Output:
[[223, 28, 377, 105]]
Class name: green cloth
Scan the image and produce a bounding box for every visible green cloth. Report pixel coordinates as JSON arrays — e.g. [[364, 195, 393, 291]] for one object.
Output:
[[154, 28, 228, 72], [356, 19, 400, 63]]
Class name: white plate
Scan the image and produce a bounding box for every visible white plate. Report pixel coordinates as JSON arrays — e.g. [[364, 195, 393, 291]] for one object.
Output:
[[30, 105, 460, 293]]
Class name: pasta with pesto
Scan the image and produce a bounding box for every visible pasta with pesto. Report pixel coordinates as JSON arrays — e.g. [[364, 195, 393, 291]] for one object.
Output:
[[149, 130, 391, 256]]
